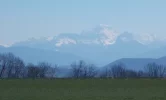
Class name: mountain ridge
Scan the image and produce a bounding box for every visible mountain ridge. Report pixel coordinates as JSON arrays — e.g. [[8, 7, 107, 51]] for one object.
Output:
[[0, 46, 85, 65]]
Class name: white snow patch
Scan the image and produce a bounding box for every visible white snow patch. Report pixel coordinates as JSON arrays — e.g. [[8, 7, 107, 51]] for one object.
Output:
[[135, 33, 157, 45], [55, 38, 77, 47]]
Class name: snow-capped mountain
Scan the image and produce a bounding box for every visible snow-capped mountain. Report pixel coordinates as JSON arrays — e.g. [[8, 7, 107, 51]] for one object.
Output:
[[9, 24, 166, 66], [13, 24, 119, 47], [13, 24, 162, 48]]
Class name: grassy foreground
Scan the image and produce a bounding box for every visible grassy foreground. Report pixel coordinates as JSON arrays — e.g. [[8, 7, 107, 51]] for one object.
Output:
[[0, 79, 166, 100]]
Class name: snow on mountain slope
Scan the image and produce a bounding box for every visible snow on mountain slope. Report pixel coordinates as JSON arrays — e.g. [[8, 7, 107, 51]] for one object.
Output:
[[85, 24, 119, 45], [135, 33, 157, 45], [55, 38, 77, 47], [13, 24, 119, 47], [13, 24, 163, 48]]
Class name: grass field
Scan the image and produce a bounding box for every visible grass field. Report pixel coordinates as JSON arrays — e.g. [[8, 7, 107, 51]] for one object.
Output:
[[0, 79, 166, 100]]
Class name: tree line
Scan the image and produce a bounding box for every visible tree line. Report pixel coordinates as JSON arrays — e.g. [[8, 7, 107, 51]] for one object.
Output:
[[0, 52, 166, 79]]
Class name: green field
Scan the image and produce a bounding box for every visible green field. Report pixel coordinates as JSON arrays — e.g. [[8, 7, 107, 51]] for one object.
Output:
[[0, 79, 166, 100]]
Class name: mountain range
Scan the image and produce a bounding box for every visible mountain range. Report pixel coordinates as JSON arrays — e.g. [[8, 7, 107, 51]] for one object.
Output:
[[1, 24, 166, 66]]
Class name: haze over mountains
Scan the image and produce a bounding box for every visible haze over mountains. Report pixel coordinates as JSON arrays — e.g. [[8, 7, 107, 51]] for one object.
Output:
[[1, 24, 166, 67]]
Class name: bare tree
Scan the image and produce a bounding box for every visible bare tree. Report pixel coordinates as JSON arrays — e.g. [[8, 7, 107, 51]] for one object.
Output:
[[70, 60, 86, 78], [70, 60, 97, 78], [47, 64, 58, 78], [37, 62, 50, 78], [84, 64, 97, 78], [13, 57, 25, 78], [0, 53, 8, 78], [6, 53, 15, 78], [111, 63, 126, 78]]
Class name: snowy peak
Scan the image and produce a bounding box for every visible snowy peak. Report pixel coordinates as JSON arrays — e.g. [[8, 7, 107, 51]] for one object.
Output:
[[96, 24, 119, 45], [80, 24, 119, 45], [47, 24, 119, 46]]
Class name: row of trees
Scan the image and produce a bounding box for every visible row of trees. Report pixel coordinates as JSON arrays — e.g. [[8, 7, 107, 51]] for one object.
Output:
[[0, 53, 57, 78], [0, 53, 24, 78], [100, 63, 166, 78], [1, 53, 166, 79], [70, 61, 166, 78]]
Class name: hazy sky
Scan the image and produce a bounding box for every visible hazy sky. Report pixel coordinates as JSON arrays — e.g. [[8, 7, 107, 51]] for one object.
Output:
[[0, 0, 166, 45]]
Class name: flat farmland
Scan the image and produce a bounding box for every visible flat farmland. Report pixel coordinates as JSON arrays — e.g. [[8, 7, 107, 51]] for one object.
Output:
[[0, 79, 166, 100]]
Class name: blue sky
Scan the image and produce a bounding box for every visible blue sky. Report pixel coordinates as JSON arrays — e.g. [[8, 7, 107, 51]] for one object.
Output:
[[0, 0, 166, 45]]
